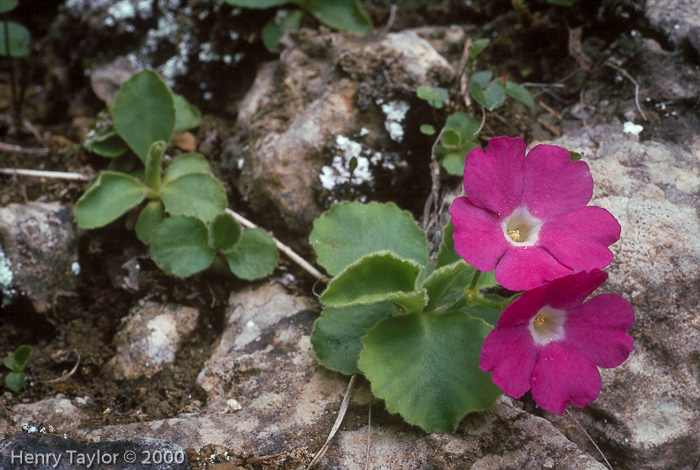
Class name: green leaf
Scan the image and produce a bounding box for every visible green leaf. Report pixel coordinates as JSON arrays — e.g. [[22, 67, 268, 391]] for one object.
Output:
[[262, 9, 304, 53], [436, 221, 460, 268], [112, 70, 176, 163], [12, 345, 32, 371], [173, 94, 202, 132], [310, 201, 428, 276], [208, 212, 242, 252], [468, 38, 490, 57], [311, 302, 398, 375], [135, 200, 166, 244], [470, 70, 493, 89], [416, 85, 448, 109], [88, 131, 128, 158], [0, 21, 30, 58], [440, 129, 461, 150], [0, 0, 18, 14], [320, 251, 427, 310], [144, 140, 165, 190], [224, 228, 279, 280], [419, 124, 435, 135], [441, 149, 473, 176], [75, 172, 149, 229], [470, 74, 506, 111], [5, 372, 25, 392], [160, 173, 227, 223], [222, 0, 288, 7], [569, 151, 582, 162], [505, 81, 535, 109], [444, 112, 479, 140], [164, 152, 212, 182], [151, 216, 216, 277], [421, 261, 472, 312], [548, 0, 573, 5], [358, 311, 502, 433], [296, 0, 372, 33], [467, 302, 502, 327]]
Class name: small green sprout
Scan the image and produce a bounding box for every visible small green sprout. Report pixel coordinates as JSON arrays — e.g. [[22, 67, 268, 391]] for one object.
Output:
[[3, 345, 32, 392], [0, 0, 31, 125]]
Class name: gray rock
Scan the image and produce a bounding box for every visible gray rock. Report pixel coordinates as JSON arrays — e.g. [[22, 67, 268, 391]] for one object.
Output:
[[105, 301, 199, 380], [645, 0, 700, 54], [635, 38, 700, 102], [73, 283, 604, 468], [541, 124, 700, 470], [10, 395, 89, 434], [0, 202, 79, 315], [0, 434, 189, 470], [90, 55, 147, 104], [228, 28, 455, 233]]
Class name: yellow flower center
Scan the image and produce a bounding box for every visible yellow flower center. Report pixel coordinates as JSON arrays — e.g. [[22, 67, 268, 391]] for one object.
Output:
[[529, 307, 566, 345]]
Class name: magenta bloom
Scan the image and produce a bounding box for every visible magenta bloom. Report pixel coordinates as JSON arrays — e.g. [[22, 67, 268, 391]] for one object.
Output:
[[449, 136, 621, 291], [479, 270, 634, 414]]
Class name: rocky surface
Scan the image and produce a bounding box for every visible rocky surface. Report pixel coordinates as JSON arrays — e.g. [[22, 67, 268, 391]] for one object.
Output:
[[105, 301, 199, 380], [57, 282, 606, 469], [10, 395, 89, 435], [0, 434, 189, 470], [644, 0, 700, 54], [0, 202, 79, 316], [542, 124, 700, 470], [226, 28, 455, 233]]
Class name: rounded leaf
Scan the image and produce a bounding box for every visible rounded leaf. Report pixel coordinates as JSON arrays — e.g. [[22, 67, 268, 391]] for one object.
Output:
[[358, 311, 502, 433], [0, 0, 18, 14], [5, 372, 25, 392], [88, 131, 128, 158], [160, 173, 227, 223], [208, 212, 242, 252], [75, 172, 149, 229], [224, 228, 279, 280], [312, 302, 398, 375], [135, 200, 166, 244], [310, 201, 428, 276], [151, 216, 216, 277], [113, 70, 176, 162], [12, 345, 32, 371], [164, 152, 212, 182], [303, 0, 372, 33], [0, 21, 30, 58], [174, 94, 202, 132]]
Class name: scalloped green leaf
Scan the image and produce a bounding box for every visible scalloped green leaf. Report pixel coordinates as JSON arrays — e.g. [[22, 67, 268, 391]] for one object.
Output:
[[75, 172, 149, 229], [310, 201, 428, 276], [5, 372, 25, 391], [421, 261, 472, 312], [208, 212, 242, 252], [505, 80, 535, 109], [312, 302, 398, 375], [151, 216, 216, 277], [89, 131, 128, 158], [135, 200, 166, 244], [0, 21, 30, 58], [298, 0, 372, 33], [358, 311, 501, 433], [440, 129, 461, 149], [160, 173, 227, 223], [113, 70, 176, 163], [320, 251, 426, 310], [164, 152, 211, 182], [224, 228, 279, 280], [436, 221, 460, 268], [174, 94, 202, 132]]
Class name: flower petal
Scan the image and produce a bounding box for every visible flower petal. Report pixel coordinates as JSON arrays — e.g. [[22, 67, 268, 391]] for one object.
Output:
[[494, 245, 574, 291], [530, 342, 601, 414], [497, 283, 549, 328], [539, 206, 621, 271], [480, 325, 538, 399], [450, 197, 509, 272], [523, 145, 593, 218], [463, 136, 526, 216], [540, 269, 608, 311], [565, 293, 635, 368]]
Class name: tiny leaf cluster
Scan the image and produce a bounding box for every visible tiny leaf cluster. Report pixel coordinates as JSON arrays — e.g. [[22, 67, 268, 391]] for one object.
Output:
[[3, 345, 32, 392], [75, 70, 278, 280]]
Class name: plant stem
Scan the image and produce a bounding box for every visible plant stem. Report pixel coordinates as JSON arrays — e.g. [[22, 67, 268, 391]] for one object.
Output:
[[468, 269, 481, 290], [3, 17, 20, 127]]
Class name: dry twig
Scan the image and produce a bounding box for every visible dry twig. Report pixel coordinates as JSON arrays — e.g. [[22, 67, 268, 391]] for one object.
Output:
[[45, 350, 81, 384], [604, 61, 647, 120], [0, 141, 49, 155], [566, 409, 613, 470], [0, 168, 90, 180]]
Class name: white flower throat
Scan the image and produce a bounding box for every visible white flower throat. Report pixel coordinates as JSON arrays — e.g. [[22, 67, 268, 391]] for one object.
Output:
[[529, 306, 566, 345], [502, 207, 542, 246]]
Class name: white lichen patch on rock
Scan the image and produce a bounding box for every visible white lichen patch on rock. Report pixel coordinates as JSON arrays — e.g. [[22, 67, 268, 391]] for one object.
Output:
[[319, 135, 373, 191], [0, 248, 14, 307], [380, 100, 410, 142]]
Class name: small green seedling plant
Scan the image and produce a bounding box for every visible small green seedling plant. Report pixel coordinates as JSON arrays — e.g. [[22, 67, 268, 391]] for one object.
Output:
[[223, 0, 372, 53], [416, 38, 535, 176], [3, 345, 32, 392], [75, 70, 278, 280], [0, 0, 31, 125]]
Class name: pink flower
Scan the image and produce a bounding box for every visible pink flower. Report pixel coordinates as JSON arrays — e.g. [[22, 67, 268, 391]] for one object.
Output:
[[449, 136, 621, 291], [479, 270, 634, 414]]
